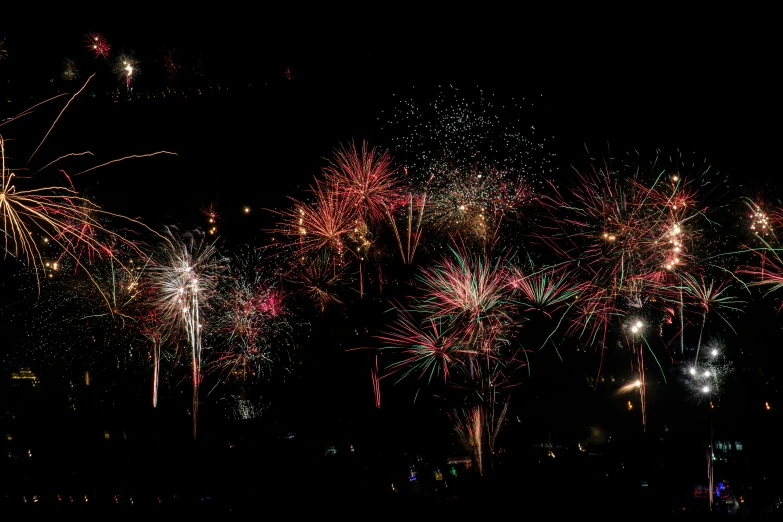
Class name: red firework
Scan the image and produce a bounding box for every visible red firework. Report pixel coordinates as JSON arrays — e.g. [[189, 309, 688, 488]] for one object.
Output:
[[85, 32, 111, 59], [272, 179, 358, 261], [321, 140, 402, 228]]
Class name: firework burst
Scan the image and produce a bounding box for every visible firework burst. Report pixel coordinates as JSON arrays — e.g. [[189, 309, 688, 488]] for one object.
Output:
[[287, 251, 348, 312], [209, 249, 293, 382], [85, 32, 110, 59], [146, 227, 225, 439]]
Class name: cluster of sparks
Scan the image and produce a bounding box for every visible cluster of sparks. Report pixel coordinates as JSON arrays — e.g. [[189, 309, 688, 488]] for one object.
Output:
[[85, 33, 111, 60], [6, 81, 783, 453], [2, 84, 294, 440], [265, 88, 783, 457]]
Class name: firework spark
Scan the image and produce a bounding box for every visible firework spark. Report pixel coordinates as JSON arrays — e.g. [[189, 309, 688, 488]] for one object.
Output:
[[147, 227, 225, 439], [85, 32, 110, 59]]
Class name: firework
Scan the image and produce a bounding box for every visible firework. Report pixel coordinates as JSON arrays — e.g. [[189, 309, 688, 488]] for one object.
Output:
[[383, 85, 550, 249], [85, 32, 110, 59], [9, 238, 150, 385], [378, 311, 464, 385], [378, 243, 526, 453], [209, 248, 293, 382], [450, 401, 508, 475], [61, 58, 79, 81], [677, 273, 744, 361], [287, 251, 347, 312], [322, 140, 402, 228], [383, 85, 554, 178], [415, 246, 514, 346], [509, 262, 584, 316], [113, 53, 139, 94], [422, 160, 535, 245], [161, 48, 181, 87], [1, 136, 146, 295], [222, 394, 268, 421], [683, 340, 733, 404], [146, 227, 225, 440], [273, 179, 357, 261]]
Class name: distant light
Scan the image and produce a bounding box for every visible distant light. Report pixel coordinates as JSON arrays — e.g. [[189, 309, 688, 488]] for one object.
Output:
[[702, 386, 710, 393], [634, 380, 641, 387], [689, 368, 697, 375], [711, 349, 718, 357], [243, 206, 251, 214]]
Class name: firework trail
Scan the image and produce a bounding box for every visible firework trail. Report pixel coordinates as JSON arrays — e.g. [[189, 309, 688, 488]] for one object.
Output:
[[147, 227, 225, 440], [1, 136, 144, 296], [2, 83, 175, 299], [450, 401, 508, 474], [388, 190, 426, 265], [371, 354, 381, 408]]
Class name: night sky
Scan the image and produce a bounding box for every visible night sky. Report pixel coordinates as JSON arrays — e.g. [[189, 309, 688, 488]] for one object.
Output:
[[1, 14, 781, 514]]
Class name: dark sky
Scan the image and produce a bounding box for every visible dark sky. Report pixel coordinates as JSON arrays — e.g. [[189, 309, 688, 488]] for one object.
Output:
[[0, 16, 776, 232], [1, 12, 780, 442]]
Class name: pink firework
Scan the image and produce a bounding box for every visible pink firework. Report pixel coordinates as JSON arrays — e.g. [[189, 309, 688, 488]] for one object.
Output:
[[209, 256, 292, 382], [416, 246, 514, 342], [322, 140, 402, 228], [273, 179, 358, 261], [378, 311, 465, 385], [85, 32, 110, 59]]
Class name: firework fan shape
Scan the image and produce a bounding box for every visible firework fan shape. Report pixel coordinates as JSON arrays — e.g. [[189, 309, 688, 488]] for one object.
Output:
[[378, 312, 466, 385], [146, 226, 225, 440], [450, 402, 508, 475], [273, 179, 357, 261], [1, 136, 150, 295], [509, 262, 585, 317]]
